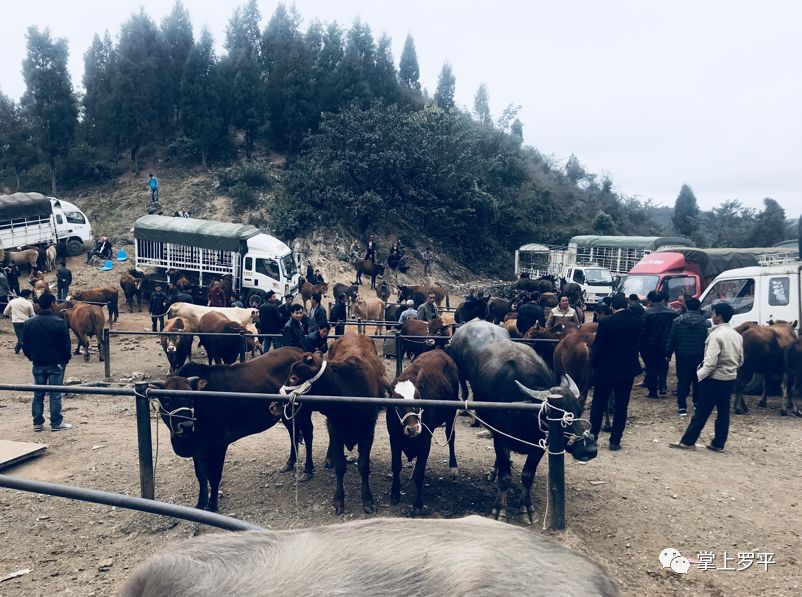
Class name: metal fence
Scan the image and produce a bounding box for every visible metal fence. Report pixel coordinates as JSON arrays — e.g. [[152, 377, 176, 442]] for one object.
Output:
[[0, 381, 570, 530]]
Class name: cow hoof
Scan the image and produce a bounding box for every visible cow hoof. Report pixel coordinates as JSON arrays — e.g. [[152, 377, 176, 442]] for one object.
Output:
[[486, 468, 497, 483], [780, 409, 788, 417], [298, 472, 313, 483], [492, 507, 507, 523], [390, 493, 400, 506], [520, 505, 535, 525], [757, 402, 768, 409], [279, 463, 294, 473], [335, 504, 345, 516], [411, 506, 424, 517], [734, 407, 748, 415], [450, 466, 459, 479], [363, 502, 377, 514]]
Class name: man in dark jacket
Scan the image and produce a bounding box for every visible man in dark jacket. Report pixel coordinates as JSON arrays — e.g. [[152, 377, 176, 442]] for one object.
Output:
[[666, 297, 710, 416], [364, 235, 377, 262], [258, 291, 283, 351], [516, 292, 545, 335], [282, 304, 305, 349], [167, 284, 194, 307], [56, 259, 72, 300], [627, 293, 645, 318], [22, 293, 73, 432], [4, 263, 21, 296], [149, 285, 168, 331], [640, 290, 677, 398], [307, 292, 328, 334], [278, 294, 293, 328], [303, 323, 330, 354], [589, 293, 644, 451], [329, 293, 348, 336]]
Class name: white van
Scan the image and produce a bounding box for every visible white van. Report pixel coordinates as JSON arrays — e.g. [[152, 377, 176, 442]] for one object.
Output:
[[699, 260, 801, 329]]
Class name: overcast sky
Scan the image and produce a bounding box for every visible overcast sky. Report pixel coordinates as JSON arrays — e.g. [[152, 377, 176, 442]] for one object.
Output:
[[3, 1, 800, 214]]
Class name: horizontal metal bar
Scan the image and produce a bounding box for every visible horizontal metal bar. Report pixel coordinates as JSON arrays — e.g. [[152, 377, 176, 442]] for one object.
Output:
[[107, 330, 559, 343], [0, 384, 135, 395], [0, 474, 261, 532]]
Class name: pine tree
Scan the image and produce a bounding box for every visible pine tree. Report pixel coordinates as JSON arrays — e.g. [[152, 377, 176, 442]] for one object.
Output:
[[671, 183, 700, 238], [398, 34, 420, 91], [372, 34, 398, 103], [21, 27, 78, 194], [565, 154, 586, 183], [161, 0, 195, 128], [750, 198, 787, 246], [434, 63, 455, 110], [0, 92, 37, 190], [180, 29, 222, 169], [473, 83, 492, 126], [82, 32, 119, 150], [510, 118, 523, 142], [313, 23, 345, 114], [338, 19, 376, 107]]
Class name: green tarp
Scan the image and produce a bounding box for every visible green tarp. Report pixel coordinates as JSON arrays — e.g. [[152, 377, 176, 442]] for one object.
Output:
[[569, 235, 694, 250], [674, 247, 799, 279], [134, 215, 261, 252], [0, 192, 52, 221]]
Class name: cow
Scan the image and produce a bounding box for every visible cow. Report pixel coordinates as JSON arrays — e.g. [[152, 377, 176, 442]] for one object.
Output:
[[332, 282, 359, 304], [44, 244, 57, 272], [523, 322, 563, 371], [784, 337, 802, 417], [121, 515, 621, 597], [398, 284, 448, 308], [384, 303, 405, 330], [149, 347, 310, 511], [351, 296, 386, 334], [243, 322, 262, 358], [60, 301, 106, 361], [539, 292, 558, 308], [553, 330, 596, 407], [160, 317, 194, 373], [354, 259, 385, 289], [167, 269, 192, 291], [734, 320, 799, 416], [167, 302, 258, 329], [375, 278, 390, 302], [68, 286, 119, 323], [120, 270, 144, 312], [455, 297, 489, 324], [447, 320, 597, 523], [387, 350, 460, 515], [561, 281, 585, 308], [515, 276, 553, 293], [197, 311, 245, 365], [487, 298, 513, 324], [32, 279, 51, 299], [299, 280, 328, 308], [282, 333, 391, 514], [6, 248, 39, 272], [400, 318, 451, 359]]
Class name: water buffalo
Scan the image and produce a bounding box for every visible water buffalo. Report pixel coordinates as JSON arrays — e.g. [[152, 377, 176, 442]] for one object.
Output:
[[455, 297, 489, 324], [332, 282, 359, 304]]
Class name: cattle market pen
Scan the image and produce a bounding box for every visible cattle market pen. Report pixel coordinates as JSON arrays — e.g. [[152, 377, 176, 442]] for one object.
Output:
[[0, 371, 576, 530]]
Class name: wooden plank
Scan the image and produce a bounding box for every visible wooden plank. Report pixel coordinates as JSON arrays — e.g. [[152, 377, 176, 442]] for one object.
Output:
[[0, 440, 48, 470]]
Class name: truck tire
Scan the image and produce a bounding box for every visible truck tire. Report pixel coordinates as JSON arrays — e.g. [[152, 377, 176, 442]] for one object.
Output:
[[65, 238, 84, 256], [247, 290, 266, 308]]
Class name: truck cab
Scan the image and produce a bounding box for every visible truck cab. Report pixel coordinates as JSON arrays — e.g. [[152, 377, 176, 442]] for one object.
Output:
[[562, 264, 613, 306], [619, 252, 701, 301], [50, 199, 92, 255], [699, 262, 801, 329], [241, 235, 299, 301]]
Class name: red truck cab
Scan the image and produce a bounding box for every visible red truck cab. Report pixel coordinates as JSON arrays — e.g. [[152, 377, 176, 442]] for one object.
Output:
[[619, 252, 701, 301]]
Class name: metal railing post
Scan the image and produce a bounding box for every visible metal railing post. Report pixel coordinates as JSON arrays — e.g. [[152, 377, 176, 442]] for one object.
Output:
[[134, 382, 155, 500], [548, 403, 566, 530], [395, 330, 403, 378], [103, 328, 111, 380]]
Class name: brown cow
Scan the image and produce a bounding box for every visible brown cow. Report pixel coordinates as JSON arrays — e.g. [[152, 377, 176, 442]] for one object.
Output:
[[283, 333, 391, 514], [553, 330, 596, 408], [300, 281, 328, 308], [69, 287, 119, 323], [387, 350, 460, 514], [161, 317, 194, 373], [120, 270, 144, 312], [33, 279, 51, 299], [784, 337, 802, 417], [45, 244, 57, 272], [167, 269, 192, 291], [400, 318, 451, 359], [397, 284, 448, 308], [375, 279, 390, 302], [332, 283, 358, 304], [6, 248, 39, 272], [355, 259, 385, 290], [61, 302, 106, 361], [734, 320, 799, 415], [352, 296, 386, 334], [197, 311, 245, 365]]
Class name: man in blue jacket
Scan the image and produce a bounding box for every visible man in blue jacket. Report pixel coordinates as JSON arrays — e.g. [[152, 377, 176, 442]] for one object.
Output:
[[22, 294, 73, 432]]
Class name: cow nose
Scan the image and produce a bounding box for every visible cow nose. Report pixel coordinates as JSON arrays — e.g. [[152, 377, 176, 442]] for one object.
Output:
[[404, 423, 421, 438], [176, 421, 194, 436]]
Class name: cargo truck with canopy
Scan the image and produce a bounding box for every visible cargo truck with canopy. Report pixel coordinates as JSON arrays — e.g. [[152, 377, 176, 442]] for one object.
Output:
[[133, 215, 299, 307], [0, 192, 92, 255]]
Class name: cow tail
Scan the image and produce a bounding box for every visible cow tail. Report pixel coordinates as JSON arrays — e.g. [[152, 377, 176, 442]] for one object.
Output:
[[446, 294, 450, 309]]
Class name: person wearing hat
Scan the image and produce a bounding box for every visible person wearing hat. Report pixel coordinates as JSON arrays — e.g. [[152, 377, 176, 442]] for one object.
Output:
[[399, 299, 418, 323], [329, 293, 348, 336]]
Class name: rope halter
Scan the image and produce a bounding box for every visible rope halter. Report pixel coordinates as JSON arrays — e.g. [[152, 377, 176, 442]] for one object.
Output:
[[277, 360, 328, 418]]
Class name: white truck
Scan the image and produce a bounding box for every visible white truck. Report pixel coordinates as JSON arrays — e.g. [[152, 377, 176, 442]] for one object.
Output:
[[698, 251, 802, 329], [0, 192, 93, 255], [133, 215, 299, 307]]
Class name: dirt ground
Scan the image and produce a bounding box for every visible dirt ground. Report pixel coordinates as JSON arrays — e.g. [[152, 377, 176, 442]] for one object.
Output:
[[1, 260, 801, 596]]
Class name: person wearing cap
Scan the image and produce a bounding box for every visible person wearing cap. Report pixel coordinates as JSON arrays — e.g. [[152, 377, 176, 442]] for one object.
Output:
[[399, 299, 418, 323], [329, 293, 348, 336]]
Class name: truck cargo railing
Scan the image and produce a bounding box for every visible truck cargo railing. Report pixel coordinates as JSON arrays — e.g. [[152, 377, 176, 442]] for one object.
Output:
[[135, 239, 237, 276], [757, 251, 799, 266]]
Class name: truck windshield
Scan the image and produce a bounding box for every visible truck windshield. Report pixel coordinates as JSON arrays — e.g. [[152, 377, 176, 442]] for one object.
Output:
[[701, 278, 755, 316], [281, 254, 297, 278], [65, 211, 85, 225], [585, 268, 613, 286], [619, 275, 659, 299]]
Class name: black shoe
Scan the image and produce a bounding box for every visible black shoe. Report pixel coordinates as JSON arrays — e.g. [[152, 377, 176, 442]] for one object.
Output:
[[14, 345, 21, 354], [609, 442, 621, 451], [678, 408, 687, 417], [659, 389, 668, 396], [706, 444, 724, 453]]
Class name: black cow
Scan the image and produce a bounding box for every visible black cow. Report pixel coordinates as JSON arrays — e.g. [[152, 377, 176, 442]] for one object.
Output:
[[387, 350, 460, 515], [149, 347, 311, 512], [447, 320, 597, 524], [455, 297, 489, 324]]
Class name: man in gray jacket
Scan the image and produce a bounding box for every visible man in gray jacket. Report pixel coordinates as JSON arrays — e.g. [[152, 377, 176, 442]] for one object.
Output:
[[670, 302, 743, 453], [665, 297, 710, 416]]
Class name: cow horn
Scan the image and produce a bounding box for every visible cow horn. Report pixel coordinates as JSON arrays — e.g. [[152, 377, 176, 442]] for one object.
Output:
[[559, 375, 580, 397], [514, 380, 550, 401], [148, 380, 166, 388]]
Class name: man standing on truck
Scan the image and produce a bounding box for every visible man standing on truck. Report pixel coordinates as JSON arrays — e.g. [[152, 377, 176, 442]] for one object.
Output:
[[641, 291, 677, 398], [670, 302, 743, 453], [665, 297, 710, 416]]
